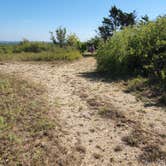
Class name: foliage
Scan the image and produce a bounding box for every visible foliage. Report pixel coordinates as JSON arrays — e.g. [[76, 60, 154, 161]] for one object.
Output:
[[13, 40, 50, 53], [0, 46, 81, 61], [50, 27, 67, 47], [97, 16, 166, 84], [0, 40, 82, 61], [87, 36, 102, 49], [0, 39, 52, 54], [140, 15, 149, 25], [126, 77, 147, 92], [56, 27, 67, 47], [66, 33, 80, 48], [126, 76, 166, 105], [98, 5, 137, 41], [49, 31, 56, 44], [78, 42, 88, 53], [0, 44, 15, 54]]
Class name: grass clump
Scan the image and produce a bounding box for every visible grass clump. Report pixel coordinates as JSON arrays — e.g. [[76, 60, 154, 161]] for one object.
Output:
[[0, 73, 64, 165], [125, 76, 166, 106], [126, 77, 147, 92], [98, 107, 110, 116], [139, 145, 166, 163], [122, 129, 144, 147], [122, 127, 166, 163]]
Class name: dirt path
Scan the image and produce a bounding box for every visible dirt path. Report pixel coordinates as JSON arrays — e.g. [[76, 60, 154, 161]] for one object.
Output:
[[0, 57, 166, 166]]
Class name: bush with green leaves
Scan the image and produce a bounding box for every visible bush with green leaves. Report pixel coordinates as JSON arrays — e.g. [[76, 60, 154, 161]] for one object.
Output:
[[67, 33, 80, 48], [0, 45, 14, 54], [97, 16, 166, 83]]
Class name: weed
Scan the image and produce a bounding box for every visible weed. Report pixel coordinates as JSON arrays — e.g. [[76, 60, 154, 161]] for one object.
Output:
[[126, 77, 147, 92], [98, 107, 109, 116]]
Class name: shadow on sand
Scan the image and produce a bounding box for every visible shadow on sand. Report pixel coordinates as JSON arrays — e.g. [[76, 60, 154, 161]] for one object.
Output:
[[77, 71, 133, 83], [78, 71, 166, 108]]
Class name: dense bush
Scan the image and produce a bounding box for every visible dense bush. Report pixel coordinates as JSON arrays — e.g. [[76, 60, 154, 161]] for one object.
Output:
[[0, 45, 15, 54], [97, 16, 166, 83]]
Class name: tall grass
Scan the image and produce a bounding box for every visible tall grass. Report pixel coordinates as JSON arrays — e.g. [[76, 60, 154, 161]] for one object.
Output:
[[0, 42, 82, 61]]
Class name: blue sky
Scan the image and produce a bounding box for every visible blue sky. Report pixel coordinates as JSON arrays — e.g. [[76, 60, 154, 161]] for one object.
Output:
[[0, 0, 166, 41]]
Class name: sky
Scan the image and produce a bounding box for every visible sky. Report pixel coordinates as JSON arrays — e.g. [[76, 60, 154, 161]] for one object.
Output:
[[0, 0, 166, 42]]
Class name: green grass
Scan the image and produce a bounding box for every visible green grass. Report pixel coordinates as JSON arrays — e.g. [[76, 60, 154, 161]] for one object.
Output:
[[126, 77, 148, 92], [0, 44, 82, 61], [0, 73, 62, 165]]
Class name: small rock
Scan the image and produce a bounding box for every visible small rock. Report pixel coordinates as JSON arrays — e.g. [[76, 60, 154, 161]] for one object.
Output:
[[114, 145, 123, 152], [89, 128, 95, 133], [79, 124, 84, 127], [110, 157, 114, 163], [76, 145, 86, 153], [89, 139, 93, 143]]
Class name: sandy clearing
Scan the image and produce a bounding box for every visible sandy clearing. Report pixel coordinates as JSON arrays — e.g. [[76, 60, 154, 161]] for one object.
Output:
[[0, 57, 165, 166]]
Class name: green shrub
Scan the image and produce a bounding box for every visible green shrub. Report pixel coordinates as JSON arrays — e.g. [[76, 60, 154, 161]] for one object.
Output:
[[0, 45, 14, 54], [96, 16, 166, 83], [159, 94, 166, 105]]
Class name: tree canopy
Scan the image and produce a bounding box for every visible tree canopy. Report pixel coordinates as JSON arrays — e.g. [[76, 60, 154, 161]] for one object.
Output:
[[50, 27, 67, 47], [98, 6, 137, 41]]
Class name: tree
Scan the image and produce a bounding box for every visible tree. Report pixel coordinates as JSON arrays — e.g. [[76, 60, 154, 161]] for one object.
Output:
[[49, 31, 56, 44], [67, 33, 80, 47], [20, 38, 29, 45], [56, 27, 67, 47], [87, 36, 102, 49], [50, 27, 67, 47], [140, 15, 149, 25], [98, 6, 136, 41]]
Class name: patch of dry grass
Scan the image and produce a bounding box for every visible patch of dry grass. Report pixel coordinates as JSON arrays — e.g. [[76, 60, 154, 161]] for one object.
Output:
[[139, 145, 166, 163], [122, 126, 166, 164], [0, 73, 66, 165], [125, 77, 166, 107], [74, 80, 166, 164]]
